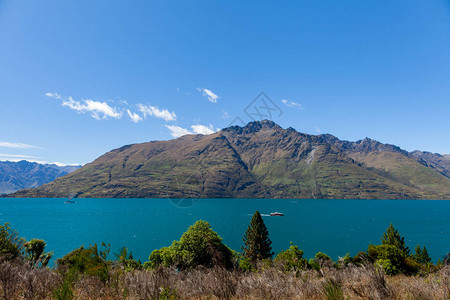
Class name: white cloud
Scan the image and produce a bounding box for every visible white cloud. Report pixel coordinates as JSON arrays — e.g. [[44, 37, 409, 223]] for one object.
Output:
[[165, 123, 217, 138], [45, 92, 61, 99], [165, 125, 193, 138], [0, 154, 80, 166], [127, 109, 143, 123], [63, 97, 122, 120], [0, 153, 40, 160], [281, 99, 303, 109], [138, 104, 176, 121], [221, 110, 230, 119], [197, 88, 219, 103], [191, 124, 215, 135], [46, 92, 122, 120], [314, 126, 322, 133], [0, 142, 42, 149]]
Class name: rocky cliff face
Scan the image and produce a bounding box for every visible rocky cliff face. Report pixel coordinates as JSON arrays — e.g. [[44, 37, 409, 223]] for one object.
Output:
[[0, 161, 80, 194], [10, 120, 450, 199]]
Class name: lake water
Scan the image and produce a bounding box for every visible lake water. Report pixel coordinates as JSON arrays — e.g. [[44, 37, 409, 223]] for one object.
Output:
[[0, 198, 449, 264]]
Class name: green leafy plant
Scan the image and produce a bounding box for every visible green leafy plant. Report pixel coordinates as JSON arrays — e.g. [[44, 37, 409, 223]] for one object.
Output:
[[238, 256, 255, 272], [149, 220, 234, 270], [115, 246, 142, 271], [274, 242, 307, 271], [56, 244, 109, 282], [0, 222, 25, 259], [24, 238, 53, 268]]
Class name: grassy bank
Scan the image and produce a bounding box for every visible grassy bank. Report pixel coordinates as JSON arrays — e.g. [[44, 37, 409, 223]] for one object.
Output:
[[0, 259, 448, 299]]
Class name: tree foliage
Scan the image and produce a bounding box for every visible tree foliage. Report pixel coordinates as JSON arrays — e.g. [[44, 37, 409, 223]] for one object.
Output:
[[24, 238, 53, 268], [381, 223, 410, 255], [0, 222, 24, 259], [56, 244, 109, 282], [274, 243, 307, 271], [115, 246, 142, 271], [149, 220, 234, 270], [242, 211, 273, 262], [414, 245, 431, 265]]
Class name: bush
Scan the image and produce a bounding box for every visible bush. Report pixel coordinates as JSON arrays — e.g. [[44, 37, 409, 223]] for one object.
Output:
[[308, 258, 321, 271], [351, 251, 367, 265], [376, 258, 400, 275], [315, 252, 332, 261], [115, 246, 142, 271], [274, 243, 307, 271], [367, 244, 421, 275], [313, 252, 334, 268], [56, 245, 109, 282], [149, 220, 234, 270], [238, 256, 254, 272], [0, 223, 24, 259], [24, 238, 53, 268]]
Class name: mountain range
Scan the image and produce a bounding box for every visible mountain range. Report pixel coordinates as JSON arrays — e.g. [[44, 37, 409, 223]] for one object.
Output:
[[0, 161, 80, 195], [10, 120, 450, 199]]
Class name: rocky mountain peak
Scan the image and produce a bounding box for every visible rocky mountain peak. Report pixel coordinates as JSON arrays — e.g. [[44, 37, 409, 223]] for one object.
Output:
[[223, 119, 282, 135]]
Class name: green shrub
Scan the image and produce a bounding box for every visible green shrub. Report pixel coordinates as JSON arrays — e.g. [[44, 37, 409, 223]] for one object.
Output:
[[149, 220, 234, 270], [315, 252, 332, 261], [56, 245, 109, 282], [115, 246, 142, 271], [376, 258, 399, 275], [313, 252, 334, 268], [238, 256, 255, 272], [24, 238, 53, 268], [0, 223, 25, 259], [367, 244, 420, 275], [274, 243, 307, 271], [351, 251, 367, 265], [308, 258, 321, 271]]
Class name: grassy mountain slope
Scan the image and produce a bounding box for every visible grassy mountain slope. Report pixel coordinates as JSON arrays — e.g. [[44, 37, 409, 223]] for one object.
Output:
[[10, 121, 450, 199]]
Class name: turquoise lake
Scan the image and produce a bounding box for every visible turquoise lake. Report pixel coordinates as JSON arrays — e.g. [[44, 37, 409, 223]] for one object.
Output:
[[0, 198, 449, 264]]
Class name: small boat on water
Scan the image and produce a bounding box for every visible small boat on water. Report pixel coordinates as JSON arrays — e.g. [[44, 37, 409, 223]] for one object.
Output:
[[270, 212, 284, 216], [64, 193, 77, 204]]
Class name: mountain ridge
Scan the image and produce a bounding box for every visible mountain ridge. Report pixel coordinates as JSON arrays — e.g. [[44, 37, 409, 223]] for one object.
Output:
[[0, 160, 81, 195], [10, 120, 450, 199]]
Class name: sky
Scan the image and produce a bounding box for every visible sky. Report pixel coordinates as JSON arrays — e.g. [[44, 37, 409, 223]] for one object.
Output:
[[1, 0, 449, 165]]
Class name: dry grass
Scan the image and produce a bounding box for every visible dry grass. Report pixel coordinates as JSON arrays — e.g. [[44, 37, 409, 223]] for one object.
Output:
[[0, 260, 448, 299]]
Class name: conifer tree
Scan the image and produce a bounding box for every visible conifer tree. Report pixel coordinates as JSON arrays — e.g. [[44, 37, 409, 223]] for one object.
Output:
[[243, 211, 273, 262], [414, 245, 431, 264], [381, 223, 410, 255]]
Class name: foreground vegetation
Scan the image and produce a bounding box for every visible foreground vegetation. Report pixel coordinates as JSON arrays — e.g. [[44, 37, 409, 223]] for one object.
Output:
[[1, 212, 449, 299]]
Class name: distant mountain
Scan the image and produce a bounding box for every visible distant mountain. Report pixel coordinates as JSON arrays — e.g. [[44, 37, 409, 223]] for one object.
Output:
[[0, 161, 81, 195], [10, 120, 450, 199]]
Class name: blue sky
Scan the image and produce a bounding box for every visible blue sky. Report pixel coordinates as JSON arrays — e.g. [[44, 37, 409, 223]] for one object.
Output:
[[1, 0, 449, 165]]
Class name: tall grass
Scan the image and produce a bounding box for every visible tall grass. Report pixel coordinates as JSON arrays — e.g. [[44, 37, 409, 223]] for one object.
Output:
[[1, 259, 448, 299]]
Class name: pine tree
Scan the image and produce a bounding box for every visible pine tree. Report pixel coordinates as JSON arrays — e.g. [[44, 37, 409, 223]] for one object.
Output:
[[414, 245, 431, 264], [243, 211, 273, 262], [381, 223, 410, 255]]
